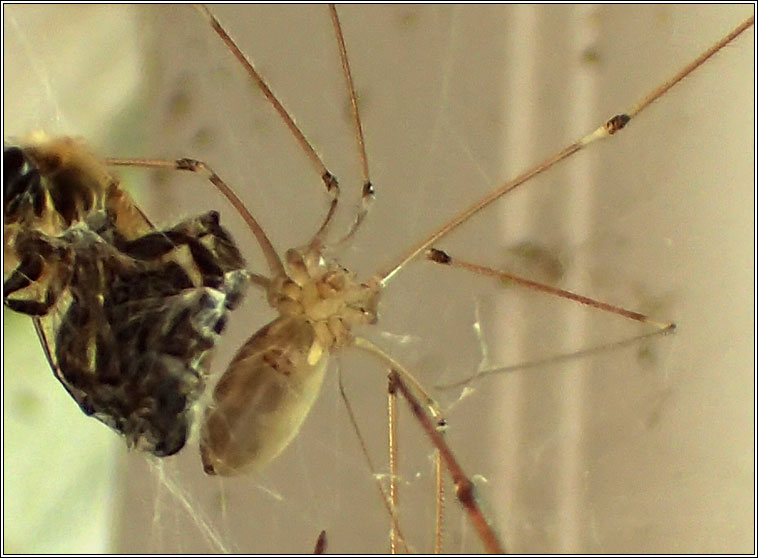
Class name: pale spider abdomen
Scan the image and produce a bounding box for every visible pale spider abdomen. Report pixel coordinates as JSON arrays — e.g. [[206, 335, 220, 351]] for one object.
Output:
[[200, 316, 329, 475]]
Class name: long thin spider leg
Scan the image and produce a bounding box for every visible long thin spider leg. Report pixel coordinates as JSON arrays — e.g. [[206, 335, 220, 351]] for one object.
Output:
[[627, 15, 755, 119], [425, 247, 677, 392], [436, 327, 672, 391], [376, 15, 755, 285], [308, 197, 339, 252], [351, 337, 501, 552], [434, 447, 445, 554], [390, 370, 505, 554], [390, 374, 445, 554], [337, 366, 410, 554], [313, 530, 327, 554], [395, 365, 447, 554], [196, 5, 342, 238], [328, 5, 375, 246], [351, 336, 443, 419], [426, 248, 675, 331], [386, 374, 400, 554], [104, 156, 280, 283]]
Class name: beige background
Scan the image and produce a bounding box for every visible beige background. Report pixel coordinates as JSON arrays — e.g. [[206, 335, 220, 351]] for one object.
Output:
[[3, 5, 754, 553]]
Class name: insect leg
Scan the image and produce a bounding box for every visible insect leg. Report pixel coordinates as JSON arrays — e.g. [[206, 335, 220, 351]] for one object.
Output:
[[3, 230, 73, 316]]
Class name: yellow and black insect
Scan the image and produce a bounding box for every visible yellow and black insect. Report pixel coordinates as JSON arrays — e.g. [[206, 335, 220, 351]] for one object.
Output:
[[3, 135, 249, 456]]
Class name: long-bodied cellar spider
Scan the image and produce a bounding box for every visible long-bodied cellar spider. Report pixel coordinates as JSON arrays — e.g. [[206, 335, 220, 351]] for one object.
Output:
[[4, 5, 753, 554]]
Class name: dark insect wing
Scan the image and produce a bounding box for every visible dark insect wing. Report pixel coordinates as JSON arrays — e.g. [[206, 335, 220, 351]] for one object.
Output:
[[3, 139, 250, 456], [48, 212, 248, 456]]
